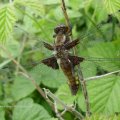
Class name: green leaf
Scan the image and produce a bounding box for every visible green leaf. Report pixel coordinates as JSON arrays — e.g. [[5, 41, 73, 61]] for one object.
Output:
[[69, 0, 88, 10], [77, 92, 86, 112], [78, 75, 120, 114], [0, 39, 20, 58], [11, 63, 66, 100], [103, 0, 120, 13], [84, 114, 120, 120], [0, 108, 5, 120], [49, 118, 58, 120], [11, 70, 41, 101], [11, 75, 35, 101], [41, 0, 60, 5], [12, 98, 52, 120], [81, 61, 97, 78], [32, 64, 66, 88], [88, 42, 120, 72], [102, 0, 120, 20], [14, 0, 45, 16], [54, 7, 82, 20], [0, 4, 16, 42], [55, 84, 77, 109], [0, 59, 11, 69]]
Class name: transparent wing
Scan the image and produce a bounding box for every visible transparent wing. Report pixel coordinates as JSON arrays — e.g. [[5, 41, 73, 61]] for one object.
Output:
[[1, 2, 118, 114], [6, 8, 119, 83], [75, 10, 120, 78]]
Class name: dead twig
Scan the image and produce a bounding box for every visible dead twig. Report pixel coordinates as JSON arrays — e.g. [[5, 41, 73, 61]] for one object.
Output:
[[54, 101, 65, 120], [77, 65, 90, 116], [85, 69, 120, 81], [60, 0, 71, 31], [44, 88, 84, 120]]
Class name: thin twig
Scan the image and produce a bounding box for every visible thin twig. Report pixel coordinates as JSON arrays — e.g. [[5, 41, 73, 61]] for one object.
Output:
[[60, 0, 91, 116], [85, 69, 120, 81], [60, 0, 71, 31], [54, 101, 64, 120], [77, 65, 90, 116], [44, 88, 84, 120]]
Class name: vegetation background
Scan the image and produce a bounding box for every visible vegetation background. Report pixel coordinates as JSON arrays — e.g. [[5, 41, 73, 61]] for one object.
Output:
[[0, 0, 120, 120]]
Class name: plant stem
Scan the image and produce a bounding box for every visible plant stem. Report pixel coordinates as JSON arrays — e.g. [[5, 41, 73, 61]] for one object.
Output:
[[60, 0, 91, 116], [44, 88, 84, 119], [85, 70, 120, 81], [77, 65, 91, 116], [60, 0, 71, 31]]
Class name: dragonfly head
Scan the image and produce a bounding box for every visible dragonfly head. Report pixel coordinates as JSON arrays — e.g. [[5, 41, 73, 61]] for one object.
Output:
[[53, 24, 72, 45], [54, 24, 69, 35], [53, 24, 72, 38]]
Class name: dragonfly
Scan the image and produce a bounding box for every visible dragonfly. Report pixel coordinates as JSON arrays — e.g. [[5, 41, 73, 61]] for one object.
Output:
[[4, 9, 120, 96], [41, 24, 84, 95]]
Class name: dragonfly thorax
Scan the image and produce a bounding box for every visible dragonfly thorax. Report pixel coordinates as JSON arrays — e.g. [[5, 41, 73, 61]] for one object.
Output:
[[55, 34, 66, 46], [53, 46, 68, 59]]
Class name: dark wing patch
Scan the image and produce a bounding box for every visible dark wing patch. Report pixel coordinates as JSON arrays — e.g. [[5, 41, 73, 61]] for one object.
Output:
[[41, 57, 59, 69], [64, 39, 79, 50], [68, 55, 84, 67], [43, 42, 54, 51]]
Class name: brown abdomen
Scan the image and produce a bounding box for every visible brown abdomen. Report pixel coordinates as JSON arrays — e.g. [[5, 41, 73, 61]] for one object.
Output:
[[60, 58, 79, 95]]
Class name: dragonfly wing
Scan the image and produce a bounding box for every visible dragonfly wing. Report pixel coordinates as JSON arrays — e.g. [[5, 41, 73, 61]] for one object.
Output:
[[68, 55, 84, 67], [41, 57, 59, 69], [65, 39, 79, 50], [43, 42, 54, 51]]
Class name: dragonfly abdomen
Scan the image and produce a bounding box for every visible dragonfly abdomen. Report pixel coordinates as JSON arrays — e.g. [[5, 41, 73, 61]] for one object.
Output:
[[60, 58, 79, 95]]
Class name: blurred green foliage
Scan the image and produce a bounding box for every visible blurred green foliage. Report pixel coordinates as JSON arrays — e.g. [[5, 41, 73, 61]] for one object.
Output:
[[0, 0, 120, 119]]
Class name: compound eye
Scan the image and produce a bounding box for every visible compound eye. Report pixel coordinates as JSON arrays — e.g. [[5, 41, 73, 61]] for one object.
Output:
[[54, 27, 60, 34], [54, 24, 71, 34]]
